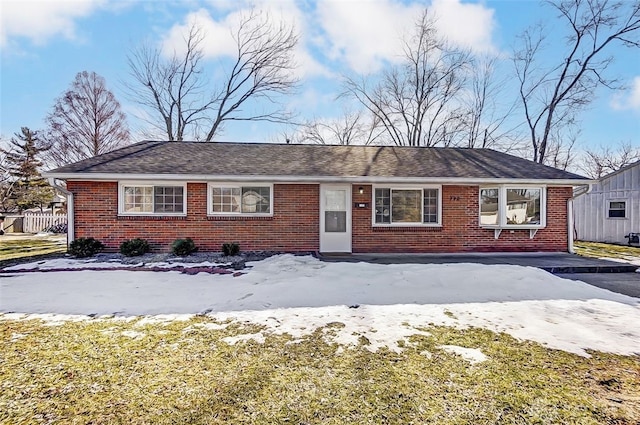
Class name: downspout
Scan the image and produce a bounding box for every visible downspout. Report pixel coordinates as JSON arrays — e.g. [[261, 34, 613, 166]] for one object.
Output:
[[567, 184, 592, 254], [48, 178, 74, 247]]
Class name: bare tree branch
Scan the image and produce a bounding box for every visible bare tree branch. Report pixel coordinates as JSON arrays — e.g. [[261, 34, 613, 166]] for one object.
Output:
[[513, 0, 640, 163], [127, 10, 299, 142], [126, 26, 214, 141], [460, 55, 521, 149], [343, 10, 473, 147], [580, 141, 640, 178], [45, 71, 130, 167], [297, 111, 384, 145]]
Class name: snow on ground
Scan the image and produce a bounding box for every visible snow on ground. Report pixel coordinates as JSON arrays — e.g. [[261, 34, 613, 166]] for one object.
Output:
[[2, 257, 230, 271], [1, 254, 639, 357], [438, 345, 487, 364]]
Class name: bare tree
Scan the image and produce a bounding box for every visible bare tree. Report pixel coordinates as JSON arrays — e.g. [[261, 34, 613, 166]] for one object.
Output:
[[45, 71, 130, 167], [343, 10, 472, 147], [544, 127, 579, 170], [127, 10, 299, 142], [580, 141, 640, 178], [461, 56, 520, 150], [514, 0, 640, 164], [299, 111, 384, 145], [127, 26, 213, 141]]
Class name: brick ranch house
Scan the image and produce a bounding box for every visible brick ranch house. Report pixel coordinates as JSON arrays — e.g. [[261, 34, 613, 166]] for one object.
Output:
[[44, 141, 591, 254]]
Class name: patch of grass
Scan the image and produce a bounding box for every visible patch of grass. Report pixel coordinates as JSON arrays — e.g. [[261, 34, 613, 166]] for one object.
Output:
[[1, 317, 638, 424], [0, 236, 67, 262], [574, 241, 640, 262]]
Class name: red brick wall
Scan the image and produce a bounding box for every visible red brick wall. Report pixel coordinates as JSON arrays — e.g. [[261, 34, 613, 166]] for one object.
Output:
[[68, 181, 571, 253], [67, 181, 319, 253], [352, 185, 571, 253]]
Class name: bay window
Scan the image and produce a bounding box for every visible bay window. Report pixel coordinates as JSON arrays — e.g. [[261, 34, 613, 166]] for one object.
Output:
[[479, 186, 545, 228], [374, 187, 441, 226]]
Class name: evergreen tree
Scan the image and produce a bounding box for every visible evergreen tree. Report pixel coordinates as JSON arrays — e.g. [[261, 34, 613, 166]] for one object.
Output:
[[1, 127, 54, 212]]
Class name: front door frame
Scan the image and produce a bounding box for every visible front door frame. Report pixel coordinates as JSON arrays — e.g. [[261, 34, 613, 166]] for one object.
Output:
[[319, 184, 352, 253]]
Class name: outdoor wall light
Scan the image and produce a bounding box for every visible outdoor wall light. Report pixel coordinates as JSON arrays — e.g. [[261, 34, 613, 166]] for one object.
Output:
[[358, 186, 364, 195]]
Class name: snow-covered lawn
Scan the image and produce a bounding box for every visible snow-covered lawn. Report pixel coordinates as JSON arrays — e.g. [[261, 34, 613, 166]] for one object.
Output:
[[2, 254, 639, 357]]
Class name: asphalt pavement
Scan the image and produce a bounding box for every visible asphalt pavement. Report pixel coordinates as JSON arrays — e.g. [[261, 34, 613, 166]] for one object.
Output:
[[556, 272, 640, 298]]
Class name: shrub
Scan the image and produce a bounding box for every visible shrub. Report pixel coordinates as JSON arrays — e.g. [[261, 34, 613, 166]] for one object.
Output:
[[171, 238, 198, 256], [119, 238, 150, 257], [222, 242, 240, 256], [69, 237, 104, 258]]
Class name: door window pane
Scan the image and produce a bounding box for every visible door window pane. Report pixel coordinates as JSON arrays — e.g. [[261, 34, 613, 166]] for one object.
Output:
[[325, 211, 347, 232], [325, 190, 346, 211]]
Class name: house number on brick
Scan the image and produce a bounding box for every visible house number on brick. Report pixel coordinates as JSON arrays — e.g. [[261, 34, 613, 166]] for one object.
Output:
[[450, 196, 461, 201]]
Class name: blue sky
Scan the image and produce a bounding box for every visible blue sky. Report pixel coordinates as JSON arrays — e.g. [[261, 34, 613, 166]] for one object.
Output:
[[1, 0, 638, 155]]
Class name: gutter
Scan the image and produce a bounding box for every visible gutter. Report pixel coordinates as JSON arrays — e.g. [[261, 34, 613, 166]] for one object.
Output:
[[567, 183, 593, 254], [42, 172, 595, 187], [48, 178, 74, 247]]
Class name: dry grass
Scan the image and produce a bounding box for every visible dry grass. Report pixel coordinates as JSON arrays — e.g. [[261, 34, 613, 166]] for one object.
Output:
[[1, 317, 639, 424], [574, 241, 640, 262], [0, 235, 66, 262]]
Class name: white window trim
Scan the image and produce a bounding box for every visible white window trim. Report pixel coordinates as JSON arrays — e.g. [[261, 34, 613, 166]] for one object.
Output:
[[207, 182, 274, 217], [606, 199, 628, 220], [371, 184, 442, 227], [118, 181, 187, 216], [479, 185, 546, 229]]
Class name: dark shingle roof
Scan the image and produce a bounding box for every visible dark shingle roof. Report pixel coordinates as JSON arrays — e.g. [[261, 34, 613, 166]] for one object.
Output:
[[45, 140, 589, 182]]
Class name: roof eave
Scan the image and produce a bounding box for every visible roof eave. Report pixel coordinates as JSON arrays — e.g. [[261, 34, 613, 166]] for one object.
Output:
[[43, 172, 594, 186]]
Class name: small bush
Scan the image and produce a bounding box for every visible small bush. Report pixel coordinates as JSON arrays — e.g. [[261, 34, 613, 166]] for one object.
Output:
[[69, 237, 104, 258], [119, 238, 150, 257], [222, 242, 240, 256], [171, 238, 198, 256]]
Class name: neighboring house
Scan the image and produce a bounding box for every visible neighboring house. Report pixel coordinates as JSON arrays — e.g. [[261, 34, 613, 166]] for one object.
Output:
[[573, 160, 640, 244], [44, 141, 590, 254]]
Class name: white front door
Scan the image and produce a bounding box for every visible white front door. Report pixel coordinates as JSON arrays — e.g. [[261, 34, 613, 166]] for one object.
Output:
[[319, 184, 352, 253]]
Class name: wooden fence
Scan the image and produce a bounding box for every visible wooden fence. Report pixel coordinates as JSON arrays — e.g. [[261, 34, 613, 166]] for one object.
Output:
[[23, 213, 68, 233]]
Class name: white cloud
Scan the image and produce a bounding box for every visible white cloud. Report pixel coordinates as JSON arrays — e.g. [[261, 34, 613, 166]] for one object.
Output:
[[431, 0, 496, 53], [161, 1, 330, 78], [316, 0, 421, 73], [0, 0, 107, 48], [315, 0, 497, 74], [611, 76, 640, 112], [161, 8, 238, 58]]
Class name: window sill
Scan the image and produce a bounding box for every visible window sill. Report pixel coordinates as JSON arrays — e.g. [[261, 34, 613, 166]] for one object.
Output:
[[207, 215, 274, 221], [372, 225, 442, 232], [372, 223, 442, 228], [480, 225, 545, 230], [481, 226, 544, 240], [118, 214, 187, 220]]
